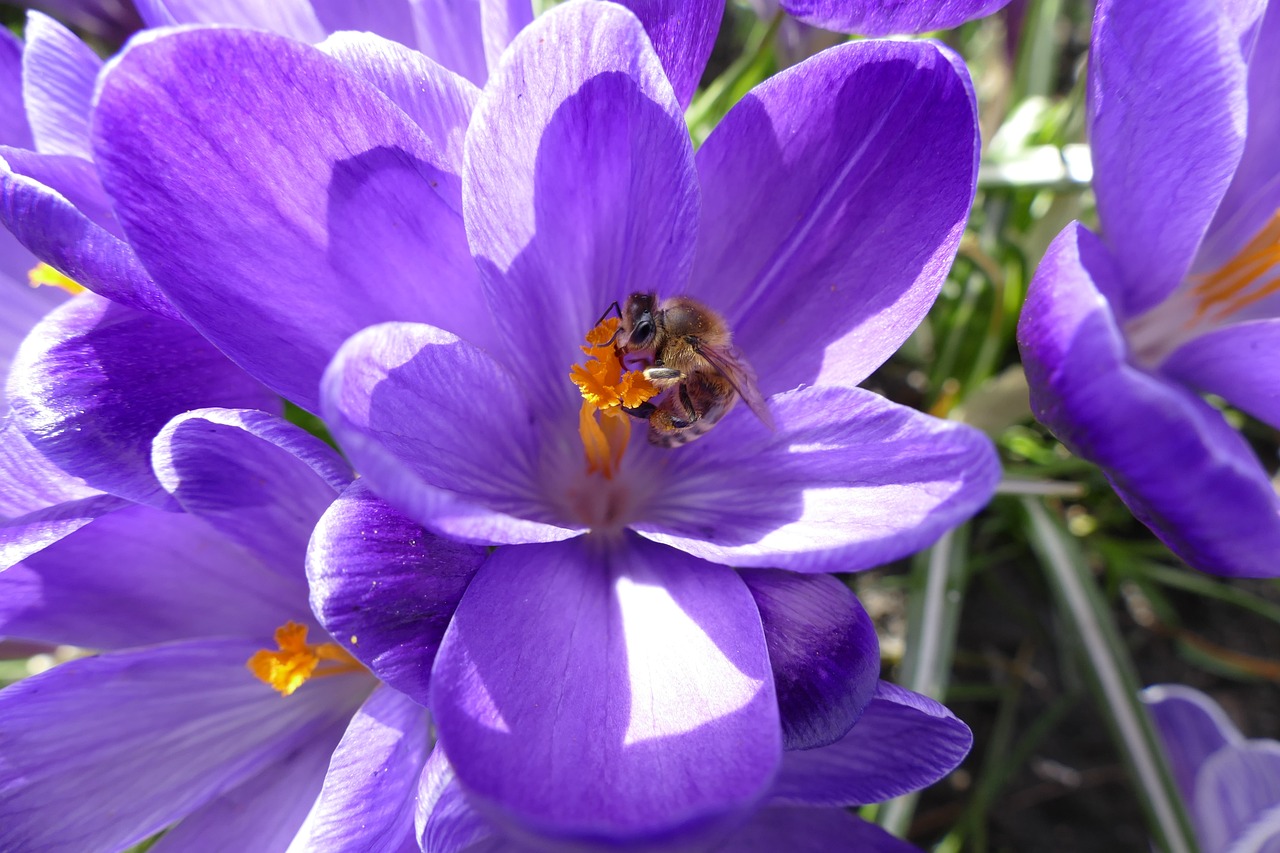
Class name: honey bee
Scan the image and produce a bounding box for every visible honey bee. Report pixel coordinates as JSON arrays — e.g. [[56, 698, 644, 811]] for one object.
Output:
[[604, 293, 774, 447]]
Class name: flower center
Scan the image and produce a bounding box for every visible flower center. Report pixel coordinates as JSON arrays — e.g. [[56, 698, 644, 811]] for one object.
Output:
[[247, 621, 363, 696], [27, 262, 85, 294], [568, 317, 658, 480]]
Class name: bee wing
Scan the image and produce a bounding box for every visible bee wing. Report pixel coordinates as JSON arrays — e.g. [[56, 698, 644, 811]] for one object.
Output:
[[698, 343, 775, 431]]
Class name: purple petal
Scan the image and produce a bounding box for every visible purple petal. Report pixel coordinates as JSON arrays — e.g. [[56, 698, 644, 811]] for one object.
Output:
[[418, 745, 513, 853], [1232, 805, 1280, 853], [0, 240, 67, 379], [479, 0, 533, 76], [0, 502, 308, 648], [1089, 0, 1250, 317], [93, 27, 491, 411], [0, 416, 96, 519], [290, 684, 429, 853], [133, 0, 327, 41], [741, 569, 879, 750], [1141, 684, 1243, 808], [1195, 742, 1280, 853], [0, 638, 365, 852], [771, 681, 972, 806], [307, 479, 488, 705], [463, 0, 699, 415], [311, 0, 419, 49], [1161, 319, 1280, 431], [636, 385, 999, 573], [615, 0, 722, 109], [692, 39, 977, 394], [6, 293, 278, 506], [322, 321, 576, 545], [713, 808, 920, 852], [0, 492, 123, 570], [22, 11, 101, 159], [319, 31, 480, 175], [411, 0, 489, 85], [781, 0, 1011, 34], [0, 29, 34, 149], [430, 534, 780, 842], [152, 408, 351, 578], [1018, 222, 1280, 577]]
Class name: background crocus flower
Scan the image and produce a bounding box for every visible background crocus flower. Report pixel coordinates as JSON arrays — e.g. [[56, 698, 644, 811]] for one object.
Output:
[[1018, 0, 1280, 577], [0, 407, 469, 851], [770, 0, 1014, 36], [1143, 685, 1280, 852]]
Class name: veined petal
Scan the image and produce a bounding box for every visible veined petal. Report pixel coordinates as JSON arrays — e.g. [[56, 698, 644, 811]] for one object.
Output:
[[1089, 0, 1250, 317], [771, 681, 972, 806], [0, 492, 123, 570], [0, 239, 67, 380], [614, 0, 722, 110], [311, 0, 420, 51], [479, 0, 533, 79], [1141, 684, 1243, 810], [464, 0, 699, 417], [418, 745, 513, 853], [1195, 742, 1280, 853], [410, 0, 488, 85], [0, 415, 95, 519], [780, 0, 1012, 35], [1161, 319, 1280, 431], [307, 479, 488, 705], [692, 39, 977, 394], [93, 26, 491, 411], [1019, 222, 1280, 577], [636, 385, 999, 573], [132, 0, 327, 41], [22, 11, 101, 159], [6, 293, 278, 506], [430, 534, 780, 842], [0, 29, 34, 148]]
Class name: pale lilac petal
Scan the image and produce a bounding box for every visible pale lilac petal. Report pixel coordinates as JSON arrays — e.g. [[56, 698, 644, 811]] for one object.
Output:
[[1141, 684, 1243, 809], [615, 0, 722, 109], [463, 0, 698, 416], [133, 0, 327, 41], [319, 31, 480, 174], [307, 479, 487, 705], [0, 416, 96, 519], [0, 638, 365, 852], [311, 0, 419, 47], [412, 0, 488, 84], [0, 259, 64, 383], [0, 503, 307, 648], [692, 39, 977, 393], [781, 0, 1012, 35], [713, 808, 920, 852], [94, 27, 490, 411], [1019, 223, 1280, 577], [322, 321, 576, 545], [479, 0, 533, 76], [1089, 0, 1250, 317], [1195, 742, 1280, 853], [430, 535, 780, 841], [1232, 804, 1280, 853], [22, 11, 101, 159], [0, 493, 123, 570], [289, 685, 428, 853], [417, 746, 513, 853], [772, 681, 972, 806], [741, 569, 879, 750], [1161, 319, 1280, 431], [153, 408, 351, 578], [6, 293, 279, 506], [636, 385, 999, 573], [0, 29, 34, 148]]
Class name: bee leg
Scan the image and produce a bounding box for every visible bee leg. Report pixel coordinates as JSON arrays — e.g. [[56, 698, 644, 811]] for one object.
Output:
[[622, 401, 657, 419], [642, 366, 684, 385]]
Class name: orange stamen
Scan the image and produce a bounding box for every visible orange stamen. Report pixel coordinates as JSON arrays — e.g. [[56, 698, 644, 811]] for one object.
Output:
[[569, 317, 658, 479], [247, 621, 363, 696], [1190, 210, 1280, 322]]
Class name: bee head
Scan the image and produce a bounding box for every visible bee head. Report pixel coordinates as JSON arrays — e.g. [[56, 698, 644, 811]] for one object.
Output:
[[624, 293, 658, 348]]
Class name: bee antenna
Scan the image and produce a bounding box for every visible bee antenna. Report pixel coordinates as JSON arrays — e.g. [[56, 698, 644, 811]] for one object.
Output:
[[595, 300, 622, 327]]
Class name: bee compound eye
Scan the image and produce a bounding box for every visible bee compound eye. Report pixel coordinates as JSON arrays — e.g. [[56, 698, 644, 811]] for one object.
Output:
[[631, 321, 655, 346]]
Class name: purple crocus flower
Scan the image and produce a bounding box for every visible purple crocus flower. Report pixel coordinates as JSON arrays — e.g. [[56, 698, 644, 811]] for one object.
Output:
[[1144, 685, 1280, 852], [0, 407, 460, 851], [773, 0, 1014, 36], [1018, 0, 1280, 577], [89, 0, 995, 845]]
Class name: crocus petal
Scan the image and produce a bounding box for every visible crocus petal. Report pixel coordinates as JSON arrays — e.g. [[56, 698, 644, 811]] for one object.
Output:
[[153, 408, 351, 579], [740, 569, 879, 750], [0, 638, 364, 852], [430, 534, 780, 842], [310, 0, 419, 49], [1195, 742, 1280, 853], [0, 29, 34, 148], [0, 502, 307, 648], [94, 26, 491, 411], [288, 684, 429, 853], [781, 0, 1011, 34], [615, 0, 722, 110], [319, 31, 480, 174], [479, 0, 533, 77], [1141, 684, 1243, 808], [636, 385, 999, 573], [713, 807, 919, 852], [692, 39, 977, 394], [418, 746, 513, 853], [307, 479, 488, 705], [1019, 222, 1280, 577], [771, 681, 972, 806], [0, 492, 123, 570], [463, 0, 699, 415], [22, 11, 101, 159], [132, 0, 327, 41], [322, 321, 576, 545], [1089, 0, 1250, 317], [411, 0, 489, 85], [7, 293, 279, 506], [1231, 804, 1280, 853], [0, 416, 95, 519], [1161, 319, 1280, 431], [0, 250, 65, 378]]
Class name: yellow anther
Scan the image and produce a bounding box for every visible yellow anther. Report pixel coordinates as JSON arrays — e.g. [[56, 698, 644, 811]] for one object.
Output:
[[27, 263, 85, 294], [1191, 210, 1280, 322], [247, 621, 362, 696], [570, 318, 658, 479]]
